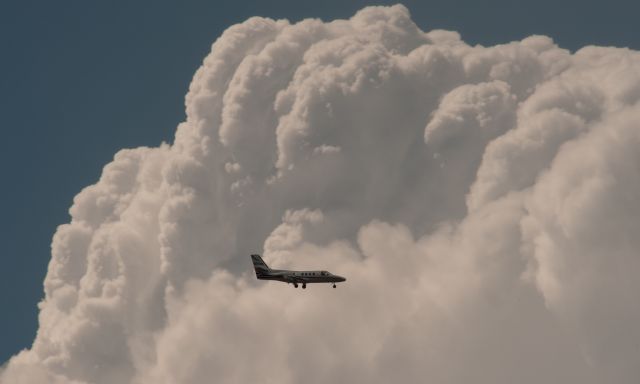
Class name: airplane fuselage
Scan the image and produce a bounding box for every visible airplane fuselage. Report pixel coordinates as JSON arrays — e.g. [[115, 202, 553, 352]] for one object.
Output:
[[251, 254, 346, 289], [257, 269, 346, 284]]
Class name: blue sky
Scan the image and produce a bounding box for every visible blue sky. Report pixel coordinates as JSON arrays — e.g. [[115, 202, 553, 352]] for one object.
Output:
[[1, 0, 637, 364]]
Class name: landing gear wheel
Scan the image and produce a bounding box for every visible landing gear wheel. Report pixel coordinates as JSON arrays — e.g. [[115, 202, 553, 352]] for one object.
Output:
[[302, 284, 307, 289], [333, 284, 337, 288], [294, 283, 298, 288]]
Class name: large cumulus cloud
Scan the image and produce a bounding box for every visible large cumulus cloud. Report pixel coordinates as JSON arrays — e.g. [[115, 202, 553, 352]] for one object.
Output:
[[2, 4, 639, 383]]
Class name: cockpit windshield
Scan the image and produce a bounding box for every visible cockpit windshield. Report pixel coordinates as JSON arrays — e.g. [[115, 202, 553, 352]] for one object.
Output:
[[321, 271, 329, 276]]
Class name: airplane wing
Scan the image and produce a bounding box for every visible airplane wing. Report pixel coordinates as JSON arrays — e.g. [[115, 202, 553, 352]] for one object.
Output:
[[284, 275, 305, 284]]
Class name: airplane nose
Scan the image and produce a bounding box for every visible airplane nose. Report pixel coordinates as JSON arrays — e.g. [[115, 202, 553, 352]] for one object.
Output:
[[338, 276, 346, 282]]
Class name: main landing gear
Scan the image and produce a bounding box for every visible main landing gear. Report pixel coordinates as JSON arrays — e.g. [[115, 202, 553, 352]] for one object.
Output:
[[302, 283, 307, 289], [293, 283, 298, 288]]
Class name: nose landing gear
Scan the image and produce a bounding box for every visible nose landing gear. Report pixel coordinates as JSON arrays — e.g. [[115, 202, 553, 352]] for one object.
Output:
[[293, 283, 298, 288], [332, 284, 337, 288]]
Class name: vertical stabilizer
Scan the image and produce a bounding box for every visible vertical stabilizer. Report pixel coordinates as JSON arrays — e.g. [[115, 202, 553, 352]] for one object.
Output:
[[251, 254, 270, 278]]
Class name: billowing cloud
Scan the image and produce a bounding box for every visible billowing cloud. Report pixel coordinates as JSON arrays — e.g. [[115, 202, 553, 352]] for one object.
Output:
[[2, 4, 640, 383]]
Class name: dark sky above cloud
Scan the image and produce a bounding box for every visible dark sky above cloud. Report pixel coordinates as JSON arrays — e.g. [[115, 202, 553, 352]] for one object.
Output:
[[1, 0, 639, 376]]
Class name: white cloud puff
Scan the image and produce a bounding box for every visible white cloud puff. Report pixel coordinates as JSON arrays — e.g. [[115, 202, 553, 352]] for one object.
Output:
[[3, 4, 640, 383]]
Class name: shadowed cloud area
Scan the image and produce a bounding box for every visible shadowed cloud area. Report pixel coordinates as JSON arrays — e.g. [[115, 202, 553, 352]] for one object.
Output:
[[2, 4, 639, 383]]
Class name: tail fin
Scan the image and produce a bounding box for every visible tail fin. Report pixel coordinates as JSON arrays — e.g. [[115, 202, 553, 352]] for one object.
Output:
[[251, 254, 270, 278]]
